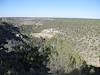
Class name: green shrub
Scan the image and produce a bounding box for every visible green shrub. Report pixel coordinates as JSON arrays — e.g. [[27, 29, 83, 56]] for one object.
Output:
[[43, 36, 84, 74]]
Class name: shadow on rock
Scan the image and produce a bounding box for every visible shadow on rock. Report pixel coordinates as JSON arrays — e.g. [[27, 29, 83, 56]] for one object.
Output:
[[0, 22, 50, 75]]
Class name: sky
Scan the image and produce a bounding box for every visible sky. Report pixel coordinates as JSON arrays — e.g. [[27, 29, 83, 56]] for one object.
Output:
[[0, 0, 100, 18]]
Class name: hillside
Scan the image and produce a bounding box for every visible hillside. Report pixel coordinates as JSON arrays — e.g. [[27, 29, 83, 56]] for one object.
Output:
[[0, 18, 100, 75]]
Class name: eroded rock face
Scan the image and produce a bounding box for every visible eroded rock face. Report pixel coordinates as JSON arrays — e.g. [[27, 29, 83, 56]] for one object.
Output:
[[31, 33, 54, 39], [30, 28, 64, 39]]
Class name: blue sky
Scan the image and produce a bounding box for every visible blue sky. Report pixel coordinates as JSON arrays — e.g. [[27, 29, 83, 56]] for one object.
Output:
[[0, 0, 100, 18]]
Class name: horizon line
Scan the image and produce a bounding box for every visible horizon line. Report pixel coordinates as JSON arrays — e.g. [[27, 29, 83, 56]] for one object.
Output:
[[0, 16, 100, 20]]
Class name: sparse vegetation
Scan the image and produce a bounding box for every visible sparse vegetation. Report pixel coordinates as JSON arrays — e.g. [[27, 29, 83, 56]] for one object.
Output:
[[0, 17, 100, 75]]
